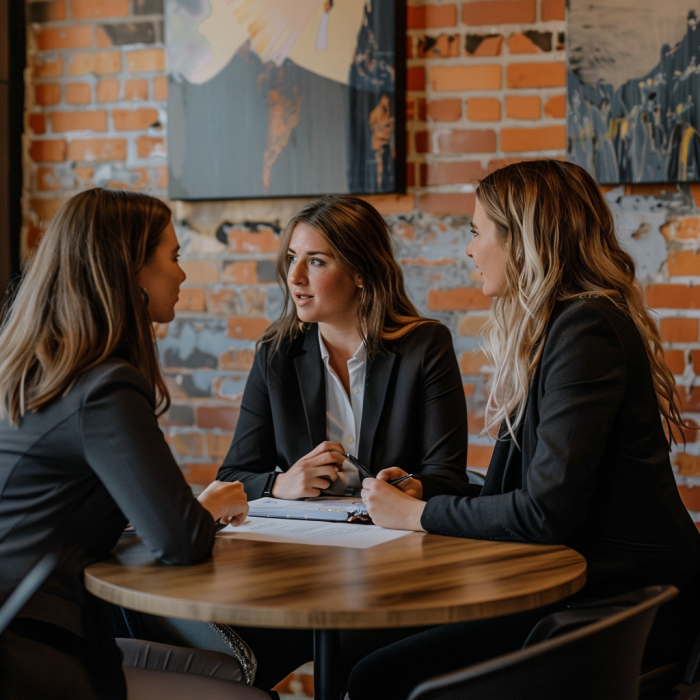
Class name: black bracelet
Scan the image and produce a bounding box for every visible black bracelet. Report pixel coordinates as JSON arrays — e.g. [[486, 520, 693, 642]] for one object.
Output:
[[262, 471, 278, 497]]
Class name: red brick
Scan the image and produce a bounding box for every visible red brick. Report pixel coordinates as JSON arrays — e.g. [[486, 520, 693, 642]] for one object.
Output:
[[660, 318, 699, 343], [29, 140, 66, 163], [29, 197, 66, 222], [51, 111, 108, 133], [664, 349, 686, 375], [127, 49, 165, 73], [507, 33, 541, 54], [207, 433, 235, 460], [418, 193, 476, 216], [431, 65, 501, 91], [501, 126, 565, 152], [418, 34, 460, 58], [466, 35, 503, 56], [175, 288, 206, 312], [72, 0, 129, 18], [435, 129, 497, 154], [96, 79, 120, 103], [466, 97, 501, 121], [677, 453, 700, 476], [458, 315, 488, 336], [429, 287, 492, 310], [678, 485, 700, 512], [407, 37, 414, 59], [37, 167, 61, 191], [222, 261, 257, 284], [462, 0, 535, 25], [27, 226, 43, 250], [73, 167, 94, 186], [486, 156, 546, 173], [691, 350, 700, 375], [427, 99, 462, 121], [507, 62, 566, 88], [680, 387, 700, 413], [196, 407, 241, 431], [505, 95, 540, 119], [460, 349, 489, 374], [182, 463, 219, 487], [541, 0, 565, 21], [360, 195, 415, 215], [29, 0, 66, 21], [152, 76, 168, 101], [179, 260, 218, 284], [406, 162, 415, 188], [171, 433, 205, 457], [544, 94, 566, 118], [407, 4, 458, 28], [107, 167, 149, 191], [35, 84, 61, 106], [226, 227, 279, 253], [421, 161, 486, 186], [468, 410, 485, 434], [468, 444, 494, 468], [220, 349, 256, 371], [136, 136, 165, 158], [691, 186, 700, 211], [646, 284, 700, 309], [415, 131, 430, 154], [660, 218, 700, 242], [31, 55, 63, 78], [668, 251, 700, 276], [37, 26, 93, 51], [154, 165, 168, 189], [124, 79, 149, 101], [69, 52, 121, 76], [226, 317, 271, 340], [28, 113, 47, 135], [113, 108, 160, 131], [68, 138, 127, 162], [407, 66, 426, 91], [65, 83, 92, 105]]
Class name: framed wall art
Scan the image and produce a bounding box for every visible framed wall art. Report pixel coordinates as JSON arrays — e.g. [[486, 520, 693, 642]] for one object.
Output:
[[568, 1, 700, 183], [166, 0, 405, 199]]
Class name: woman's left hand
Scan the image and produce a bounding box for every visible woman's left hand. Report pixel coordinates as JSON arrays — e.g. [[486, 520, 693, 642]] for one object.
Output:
[[376, 467, 423, 499], [361, 478, 427, 531]]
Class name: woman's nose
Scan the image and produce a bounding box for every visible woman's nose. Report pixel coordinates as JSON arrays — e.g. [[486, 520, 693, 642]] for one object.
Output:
[[288, 262, 307, 285]]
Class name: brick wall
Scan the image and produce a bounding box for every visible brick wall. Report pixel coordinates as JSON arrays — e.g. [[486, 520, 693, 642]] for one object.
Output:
[[22, 0, 700, 527]]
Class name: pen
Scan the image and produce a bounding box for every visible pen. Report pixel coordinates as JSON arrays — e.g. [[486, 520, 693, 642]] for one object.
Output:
[[387, 474, 415, 486], [342, 453, 414, 488]]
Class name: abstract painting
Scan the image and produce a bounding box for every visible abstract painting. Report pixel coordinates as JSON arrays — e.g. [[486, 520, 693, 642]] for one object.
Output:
[[166, 0, 404, 199], [568, 1, 700, 183]]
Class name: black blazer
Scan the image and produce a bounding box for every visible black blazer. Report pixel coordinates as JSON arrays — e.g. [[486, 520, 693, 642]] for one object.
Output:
[[218, 322, 471, 500], [422, 297, 700, 598], [0, 358, 215, 691]]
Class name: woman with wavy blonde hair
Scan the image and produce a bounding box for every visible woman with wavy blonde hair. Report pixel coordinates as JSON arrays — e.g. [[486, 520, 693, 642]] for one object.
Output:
[[0, 189, 262, 700], [355, 160, 700, 700]]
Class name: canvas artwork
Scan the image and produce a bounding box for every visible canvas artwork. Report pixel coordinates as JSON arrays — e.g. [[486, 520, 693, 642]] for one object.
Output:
[[166, 0, 403, 199], [568, 1, 700, 183]]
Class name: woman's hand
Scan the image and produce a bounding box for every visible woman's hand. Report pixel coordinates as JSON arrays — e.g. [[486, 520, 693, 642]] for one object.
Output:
[[198, 480, 249, 527], [272, 441, 346, 499], [362, 478, 427, 531], [376, 467, 423, 500]]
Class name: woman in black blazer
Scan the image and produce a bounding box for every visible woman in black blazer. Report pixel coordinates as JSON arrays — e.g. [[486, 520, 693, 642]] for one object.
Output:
[[218, 195, 471, 502], [0, 189, 262, 699], [354, 160, 700, 700]]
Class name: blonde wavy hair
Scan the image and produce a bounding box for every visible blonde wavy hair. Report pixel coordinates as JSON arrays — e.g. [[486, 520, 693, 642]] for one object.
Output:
[[262, 195, 432, 358], [477, 160, 685, 445], [0, 188, 172, 426]]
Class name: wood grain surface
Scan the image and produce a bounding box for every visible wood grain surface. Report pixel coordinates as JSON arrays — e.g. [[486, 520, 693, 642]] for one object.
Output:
[[85, 532, 586, 629]]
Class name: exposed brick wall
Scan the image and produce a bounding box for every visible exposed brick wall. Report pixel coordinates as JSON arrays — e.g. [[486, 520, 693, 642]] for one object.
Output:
[[21, 0, 700, 527]]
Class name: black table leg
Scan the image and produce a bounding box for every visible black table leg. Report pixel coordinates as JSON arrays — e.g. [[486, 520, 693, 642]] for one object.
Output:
[[314, 629, 341, 700]]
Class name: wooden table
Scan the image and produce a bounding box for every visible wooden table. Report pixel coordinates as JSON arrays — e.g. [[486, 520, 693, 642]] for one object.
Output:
[[85, 531, 586, 700]]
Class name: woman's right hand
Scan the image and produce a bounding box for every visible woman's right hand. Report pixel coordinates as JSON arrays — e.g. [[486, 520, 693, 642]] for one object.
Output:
[[272, 441, 346, 499], [198, 480, 249, 527]]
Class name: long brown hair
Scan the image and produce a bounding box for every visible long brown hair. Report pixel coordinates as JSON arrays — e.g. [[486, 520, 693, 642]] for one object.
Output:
[[475, 160, 685, 444], [262, 195, 431, 357], [0, 188, 172, 425]]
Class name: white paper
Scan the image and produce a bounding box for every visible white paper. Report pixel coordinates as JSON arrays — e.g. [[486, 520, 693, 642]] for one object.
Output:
[[219, 517, 411, 549], [247, 497, 368, 522]]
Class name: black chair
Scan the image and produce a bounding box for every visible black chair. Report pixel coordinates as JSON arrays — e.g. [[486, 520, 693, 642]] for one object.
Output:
[[407, 585, 677, 700]]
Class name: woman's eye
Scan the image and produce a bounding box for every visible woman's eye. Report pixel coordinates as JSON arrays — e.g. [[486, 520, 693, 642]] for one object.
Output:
[[310, 258, 324, 266], [287, 255, 297, 264]]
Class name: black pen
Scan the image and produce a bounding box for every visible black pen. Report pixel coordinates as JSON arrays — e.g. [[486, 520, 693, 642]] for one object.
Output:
[[342, 453, 414, 487]]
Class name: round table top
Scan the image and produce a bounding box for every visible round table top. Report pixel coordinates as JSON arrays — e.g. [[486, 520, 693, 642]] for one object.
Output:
[[85, 531, 586, 629]]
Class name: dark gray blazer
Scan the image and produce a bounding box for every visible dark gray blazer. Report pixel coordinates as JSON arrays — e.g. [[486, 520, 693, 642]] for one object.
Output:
[[0, 358, 215, 670], [422, 297, 700, 598], [218, 322, 471, 500]]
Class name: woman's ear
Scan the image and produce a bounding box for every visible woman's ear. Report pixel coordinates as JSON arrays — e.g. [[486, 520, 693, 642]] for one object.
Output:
[[354, 273, 363, 289]]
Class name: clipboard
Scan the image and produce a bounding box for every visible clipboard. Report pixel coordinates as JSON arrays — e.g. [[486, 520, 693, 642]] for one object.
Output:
[[247, 497, 371, 524]]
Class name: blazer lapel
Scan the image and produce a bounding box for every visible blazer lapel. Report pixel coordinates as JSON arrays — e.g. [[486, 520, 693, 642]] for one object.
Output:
[[358, 347, 396, 469], [293, 328, 327, 448]]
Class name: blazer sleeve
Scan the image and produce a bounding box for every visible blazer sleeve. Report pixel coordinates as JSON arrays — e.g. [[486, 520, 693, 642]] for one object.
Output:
[[414, 324, 473, 500], [421, 302, 628, 543], [80, 364, 215, 565], [217, 343, 278, 499]]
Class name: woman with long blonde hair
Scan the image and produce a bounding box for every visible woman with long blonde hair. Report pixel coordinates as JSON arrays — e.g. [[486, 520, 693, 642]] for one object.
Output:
[[355, 160, 700, 700], [0, 189, 264, 700]]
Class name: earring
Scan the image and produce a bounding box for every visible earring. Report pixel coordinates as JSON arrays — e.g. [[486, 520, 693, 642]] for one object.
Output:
[[140, 286, 149, 304]]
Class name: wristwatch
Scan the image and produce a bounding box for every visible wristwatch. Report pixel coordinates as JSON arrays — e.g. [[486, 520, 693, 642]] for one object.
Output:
[[262, 472, 278, 497]]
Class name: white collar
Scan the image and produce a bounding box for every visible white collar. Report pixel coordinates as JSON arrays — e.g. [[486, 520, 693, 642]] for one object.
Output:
[[318, 326, 367, 365]]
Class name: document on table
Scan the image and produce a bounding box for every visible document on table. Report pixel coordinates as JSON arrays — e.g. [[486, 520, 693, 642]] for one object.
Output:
[[219, 517, 411, 549], [247, 496, 369, 522]]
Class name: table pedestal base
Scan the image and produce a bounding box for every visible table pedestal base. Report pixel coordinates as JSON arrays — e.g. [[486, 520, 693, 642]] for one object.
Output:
[[313, 629, 341, 700]]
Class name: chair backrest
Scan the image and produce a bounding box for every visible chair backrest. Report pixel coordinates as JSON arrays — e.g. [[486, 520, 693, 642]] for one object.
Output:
[[407, 585, 678, 700]]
